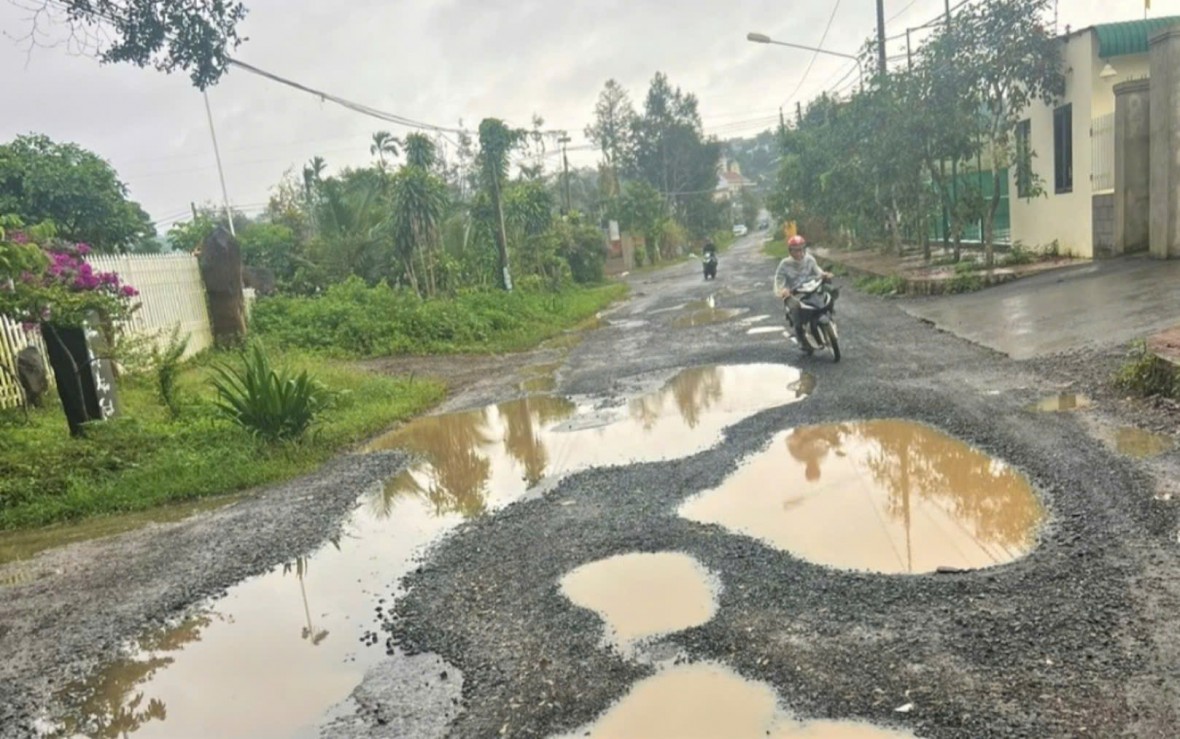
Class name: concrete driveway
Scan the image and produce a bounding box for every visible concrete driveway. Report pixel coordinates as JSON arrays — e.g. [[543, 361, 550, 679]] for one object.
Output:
[[901, 256, 1180, 359]]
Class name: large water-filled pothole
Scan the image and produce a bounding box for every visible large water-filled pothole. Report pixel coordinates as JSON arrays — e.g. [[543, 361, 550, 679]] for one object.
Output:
[[679, 420, 1044, 574], [365, 364, 810, 516], [555, 662, 913, 739], [559, 552, 718, 650], [49, 364, 808, 736]]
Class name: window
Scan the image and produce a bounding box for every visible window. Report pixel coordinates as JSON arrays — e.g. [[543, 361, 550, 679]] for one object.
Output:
[[1015, 119, 1032, 198], [1053, 104, 1073, 194]]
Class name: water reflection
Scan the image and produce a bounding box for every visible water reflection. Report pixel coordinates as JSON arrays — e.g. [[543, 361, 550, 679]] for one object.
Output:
[[366, 365, 807, 521], [56, 615, 211, 738], [61, 365, 809, 737], [681, 420, 1044, 574]]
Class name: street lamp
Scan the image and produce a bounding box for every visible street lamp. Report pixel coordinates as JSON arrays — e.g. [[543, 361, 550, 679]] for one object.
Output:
[[746, 31, 865, 91]]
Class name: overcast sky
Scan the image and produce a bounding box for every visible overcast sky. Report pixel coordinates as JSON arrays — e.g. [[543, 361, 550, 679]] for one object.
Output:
[[1, 0, 1173, 230]]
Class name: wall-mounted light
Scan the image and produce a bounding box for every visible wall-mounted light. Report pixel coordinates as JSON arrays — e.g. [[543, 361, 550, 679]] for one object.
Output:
[[1100, 62, 1118, 79]]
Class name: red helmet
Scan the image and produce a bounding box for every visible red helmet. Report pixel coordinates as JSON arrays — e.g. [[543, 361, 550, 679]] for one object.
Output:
[[788, 235, 806, 249]]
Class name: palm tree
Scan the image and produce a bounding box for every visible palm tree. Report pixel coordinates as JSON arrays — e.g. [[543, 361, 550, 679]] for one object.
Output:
[[403, 133, 438, 169], [370, 131, 401, 170], [389, 166, 449, 296]]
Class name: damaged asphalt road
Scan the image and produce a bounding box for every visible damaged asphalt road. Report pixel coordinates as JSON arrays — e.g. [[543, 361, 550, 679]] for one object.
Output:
[[384, 238, 1180, 738], [3, 233, 1179, 738]]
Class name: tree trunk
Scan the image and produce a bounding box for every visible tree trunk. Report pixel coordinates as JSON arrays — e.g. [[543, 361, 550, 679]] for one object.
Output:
[[198, 226, 248, 347], [984, 168, 1002, 267], [491, 174, 511, 290]]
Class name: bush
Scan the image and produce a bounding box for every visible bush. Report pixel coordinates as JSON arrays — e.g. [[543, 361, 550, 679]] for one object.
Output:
[[210, 343, 329, 443], [153, 326, 190, 419], [856, 275, 906, 296], [1115, 341, 1180, 399], [251, 277, 625, 357]]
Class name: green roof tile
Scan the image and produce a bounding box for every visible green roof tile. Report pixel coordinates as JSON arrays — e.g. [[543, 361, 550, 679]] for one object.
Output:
[[1095, 17, 1180, 58]]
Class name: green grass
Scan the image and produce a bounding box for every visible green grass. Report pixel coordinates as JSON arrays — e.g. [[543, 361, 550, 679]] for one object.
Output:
[[855, 275, 907, 296], [0, 355, 445, 531], [252, 279, 627, 358], [1115, 341, 1180, 400], [763, 236, 788, 259]]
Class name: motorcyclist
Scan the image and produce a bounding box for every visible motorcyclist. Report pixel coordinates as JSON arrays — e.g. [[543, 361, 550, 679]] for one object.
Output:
[[774, 235, 831, 348], [702, 239, 718, 279]]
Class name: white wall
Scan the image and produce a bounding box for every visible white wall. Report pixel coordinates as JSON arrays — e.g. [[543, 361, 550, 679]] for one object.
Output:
[[1010, 31, 1098, 257], [1010, 29, 1153, 258]]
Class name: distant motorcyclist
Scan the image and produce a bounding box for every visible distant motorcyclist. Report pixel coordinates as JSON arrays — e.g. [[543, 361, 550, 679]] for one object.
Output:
[[773, 235, 831, 346], [702, 239, 718, 280]]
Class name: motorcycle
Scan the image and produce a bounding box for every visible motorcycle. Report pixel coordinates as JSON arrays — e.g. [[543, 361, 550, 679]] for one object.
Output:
[[702, 252, 718, 281], [785, 277, 841, 362]]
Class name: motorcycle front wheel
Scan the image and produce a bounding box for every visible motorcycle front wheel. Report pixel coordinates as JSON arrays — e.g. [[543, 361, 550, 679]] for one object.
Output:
[[822, 323, 841, 363]]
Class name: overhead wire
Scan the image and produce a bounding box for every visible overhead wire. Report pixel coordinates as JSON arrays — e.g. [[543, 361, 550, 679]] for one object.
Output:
[[780, 0, 842, 109]]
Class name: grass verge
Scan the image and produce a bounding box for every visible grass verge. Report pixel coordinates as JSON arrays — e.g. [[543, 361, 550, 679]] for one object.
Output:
[[0, 355, 446, 531], [253, 279, 627, 357]]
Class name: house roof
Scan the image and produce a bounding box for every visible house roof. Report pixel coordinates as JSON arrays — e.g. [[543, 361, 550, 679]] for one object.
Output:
[[1094, 17, 1180, 58]]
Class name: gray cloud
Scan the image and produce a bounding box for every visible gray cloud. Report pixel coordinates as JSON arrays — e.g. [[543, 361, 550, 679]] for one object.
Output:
[[0, 0, 1154, 225]]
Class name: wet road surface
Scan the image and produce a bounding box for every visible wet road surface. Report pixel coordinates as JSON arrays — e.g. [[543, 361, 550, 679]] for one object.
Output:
[[901, 256, 1180, 359], [2, 234, 1179, 738]]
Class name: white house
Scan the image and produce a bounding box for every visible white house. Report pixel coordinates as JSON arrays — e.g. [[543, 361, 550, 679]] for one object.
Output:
[[1009, 17, 1178, 258]]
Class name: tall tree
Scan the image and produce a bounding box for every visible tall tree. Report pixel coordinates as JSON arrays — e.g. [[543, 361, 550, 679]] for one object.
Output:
[[944, 0, 1063, 265], [585, 79, 636, 198], [628, 73, 721, 236], [388, 164, 448, 296], [0, 134, 155, 252], [403, 133, 438, 170], [370, 131, 401, 171], [11, 0, 248, 88], [477, 118, 524, 290]]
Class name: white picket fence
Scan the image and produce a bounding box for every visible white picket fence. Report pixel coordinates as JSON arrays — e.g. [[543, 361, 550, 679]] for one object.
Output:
[[0, 253, 216, 410]]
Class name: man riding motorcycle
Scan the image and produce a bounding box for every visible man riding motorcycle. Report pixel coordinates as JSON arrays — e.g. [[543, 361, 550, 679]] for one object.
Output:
[[774, 235, 832, 349]]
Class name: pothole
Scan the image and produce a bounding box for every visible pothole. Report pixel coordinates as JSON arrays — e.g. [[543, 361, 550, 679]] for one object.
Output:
[[1109, 427, 1173, 459], [555, 662, 913, 739], [672, 294, 747, 328], [366, 364, 810, 517], [679, 420, 1044, 574], [559, 552, 719, 650], [55, 365, 810, 736], [1034, 393, 1091, 412]]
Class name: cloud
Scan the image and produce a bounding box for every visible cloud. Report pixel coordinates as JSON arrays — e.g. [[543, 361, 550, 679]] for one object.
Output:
[[0, 0, 1164, 224]]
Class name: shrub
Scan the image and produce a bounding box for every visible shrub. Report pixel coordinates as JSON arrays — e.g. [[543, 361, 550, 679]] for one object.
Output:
[[856, 275, 906, 296], [210, 343, 329, 443], [153, 326, 190, 419], [1115, 341, 1180, 399]]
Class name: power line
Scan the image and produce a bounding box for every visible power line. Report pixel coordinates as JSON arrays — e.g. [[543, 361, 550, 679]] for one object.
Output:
[[226, 59, 465, 135], [781, 0, 843, 109]]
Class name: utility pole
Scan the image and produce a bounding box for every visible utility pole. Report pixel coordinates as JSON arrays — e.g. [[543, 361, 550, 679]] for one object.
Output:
[[906, 28, 913, 70], [202, 90, 235, 237], [945, 0, 958, 242], [876, 0, 888, 76], [558, 134, 572, 215]]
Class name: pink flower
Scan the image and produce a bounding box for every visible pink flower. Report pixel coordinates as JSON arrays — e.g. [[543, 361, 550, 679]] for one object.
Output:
[[76, 243, 92, 255], [11, 231, 28, 244], [120, 285, 139, 298]]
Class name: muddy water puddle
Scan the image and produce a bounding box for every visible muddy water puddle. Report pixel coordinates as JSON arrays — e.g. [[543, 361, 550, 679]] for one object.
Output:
[[560, 552, 718, 649], [680, 420, 1043, 574], [1034, 393, 1091, 412], [53, 365, 810, 736], [556, 662, 913, 739], [1108, 427, 1174, 458], [672, 293, 747, 328]]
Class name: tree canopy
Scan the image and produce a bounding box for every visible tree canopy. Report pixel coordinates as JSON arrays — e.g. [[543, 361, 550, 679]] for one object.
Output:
[[0, 134, 155, 253]]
